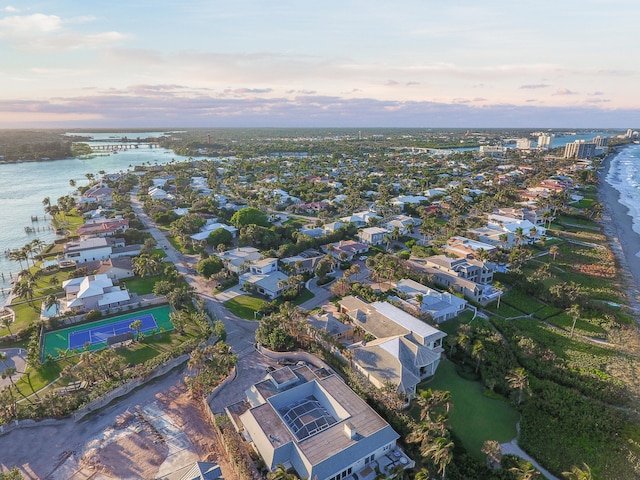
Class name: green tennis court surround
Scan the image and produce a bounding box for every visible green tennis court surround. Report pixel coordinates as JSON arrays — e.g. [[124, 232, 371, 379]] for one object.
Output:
[[43, 305, 174, 360]]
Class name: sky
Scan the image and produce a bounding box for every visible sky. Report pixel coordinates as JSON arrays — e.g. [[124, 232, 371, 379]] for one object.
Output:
[[0, 0, 639, 128]]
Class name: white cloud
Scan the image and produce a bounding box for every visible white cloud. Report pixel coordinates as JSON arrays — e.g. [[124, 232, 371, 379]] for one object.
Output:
[[0, 13, 62, 36], [0, 12, 126, 51], [4, 6, 18, 12]]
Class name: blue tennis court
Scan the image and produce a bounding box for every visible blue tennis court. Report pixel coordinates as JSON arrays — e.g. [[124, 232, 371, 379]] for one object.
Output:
[[68, 313, 158, 350]]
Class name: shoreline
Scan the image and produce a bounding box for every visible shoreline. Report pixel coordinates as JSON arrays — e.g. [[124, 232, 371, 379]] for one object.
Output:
[[598, 145, 640, 316]]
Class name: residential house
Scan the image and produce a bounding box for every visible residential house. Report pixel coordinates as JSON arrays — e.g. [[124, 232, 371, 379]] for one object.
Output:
[[307, 311, 354, 342], [395, 279, 467, 324], [383, 215, 422, 235], [148, 186, 171, 200], [190, 220, 238, 243], [444, 236, 497, 259], [63, 238, 115, 264], [466, 225, 515, 248], [324, 240, 369, 261], [81, 257, 134, 281], [390, 195, 428, 209], [358, 226, 390, 246], [423, 255, 496, 285], [217, 247, 262, 274], [230, 364, 411, 480], [179, 462, 222, 480], [76, 217, 129, 239], [340, 210, 381, 227], [408, 258, 502, 305], [62, 274, 131, 312], [322, 221, 346, 233], [339, 296, 447, 399], [488, 214, 546, 242], [239, 258, 289, 300], [281, 250, 331, 274], [80, 184, 113, 207]]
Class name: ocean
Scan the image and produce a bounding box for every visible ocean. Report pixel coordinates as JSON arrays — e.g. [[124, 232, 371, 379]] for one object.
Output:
[[0, 136, 189, 304], [606, 144, 640, 240]]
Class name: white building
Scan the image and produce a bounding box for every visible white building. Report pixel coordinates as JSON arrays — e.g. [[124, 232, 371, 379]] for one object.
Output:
[[358, 226, 390, 245], [239, 258, 289, 300], [396, 279, 467, 323], [233, 365, 411, 480], [62, 274, 131, 312], [339, 296, 446, 400]]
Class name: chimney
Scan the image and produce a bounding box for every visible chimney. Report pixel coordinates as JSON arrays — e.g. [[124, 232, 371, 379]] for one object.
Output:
[[344, 422, 357, 440]]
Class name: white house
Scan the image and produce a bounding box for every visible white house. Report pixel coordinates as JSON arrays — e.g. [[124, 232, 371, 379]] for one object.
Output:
[[239, 258, 289, 300], [383, 215, 422, 235], [217, 247, 262, 273], [358, 226, 390, 245], [395, 279, 467, 323], [339, 296, 446, 400], [232, 364, 411, 480], [63, 238, 114, 264], [62, 274, 131, 312], [340, 210, 381, 226]]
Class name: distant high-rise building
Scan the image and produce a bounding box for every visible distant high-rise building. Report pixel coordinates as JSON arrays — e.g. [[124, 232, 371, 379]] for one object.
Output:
[[516, 138, 532, 150], [593, 136, 608, 148], [537, 134, 554, 150], [564, 140, 596, 159]]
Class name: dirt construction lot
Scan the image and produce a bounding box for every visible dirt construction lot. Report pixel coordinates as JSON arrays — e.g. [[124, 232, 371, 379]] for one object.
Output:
[[0, 368, 239, 480]]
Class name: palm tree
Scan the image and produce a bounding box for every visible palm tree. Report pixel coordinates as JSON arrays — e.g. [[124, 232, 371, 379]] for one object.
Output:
[[1, 315, 14, 336], [494, 281, 504, 309], [471, 340, 485, 373], [506, 367, 529, 405], [509, 462, 540, 480], [267, 464, 300, 480], [8, 249, 26, 271], [514, 227, 525, 247], [424, 436, 454, 480], [567, 304, 580, 338], [549, 245, 560, 260], [44, 294, 61, 316], [129, 319, 143, 341], [1, 367, 34, 405], [481, 440, 502, 469], [562, 462, 593, 480], [384, 234, 392, 252]]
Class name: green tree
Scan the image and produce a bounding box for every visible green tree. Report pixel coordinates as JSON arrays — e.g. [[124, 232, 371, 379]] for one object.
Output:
[[207, 227, 233, 246], [196, 256, 224, 279], [230, 207, 270, 228], [0, 466, 24, 480]]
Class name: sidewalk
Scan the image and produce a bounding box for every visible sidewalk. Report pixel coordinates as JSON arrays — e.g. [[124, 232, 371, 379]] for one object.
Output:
[[500, 439, 559, 480]]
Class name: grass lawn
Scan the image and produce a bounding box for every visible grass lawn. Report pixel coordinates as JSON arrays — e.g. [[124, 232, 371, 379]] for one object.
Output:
[[501, 288, 546, 314], [1, 300, 41, 336], [121, 275, 161, 295], [225, 295, 267, 320], [485, 303, 524, 319], [293, 288, 314, 305], [419, 359, 519, 461], [438, 310, 476, 336]]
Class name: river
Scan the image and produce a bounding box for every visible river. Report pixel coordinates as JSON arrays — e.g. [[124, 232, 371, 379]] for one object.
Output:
[[0, 134, 189, 304]]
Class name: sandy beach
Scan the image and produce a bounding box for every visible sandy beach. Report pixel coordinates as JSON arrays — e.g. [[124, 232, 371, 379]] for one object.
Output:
[[598, 146, 640, 315]]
